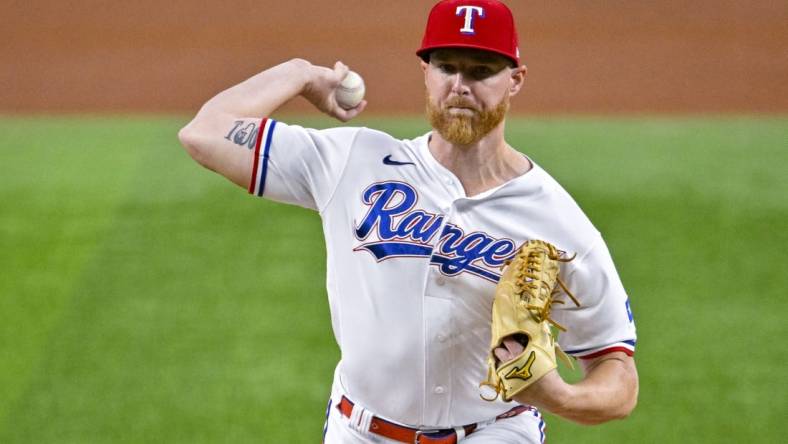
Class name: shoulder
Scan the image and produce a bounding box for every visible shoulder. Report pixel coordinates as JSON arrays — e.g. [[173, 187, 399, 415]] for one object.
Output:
[[275, 122, 364, 142], [277, 123, 409, 150], [523, 161, 602, 257], [351, 126, 417, 147], [334, 126, 424, 159]]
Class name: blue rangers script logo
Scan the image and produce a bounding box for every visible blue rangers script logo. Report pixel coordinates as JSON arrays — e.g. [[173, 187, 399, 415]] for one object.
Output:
[[353, 181, 516, 282]]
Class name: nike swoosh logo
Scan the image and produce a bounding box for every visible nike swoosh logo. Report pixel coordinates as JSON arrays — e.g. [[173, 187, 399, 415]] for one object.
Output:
[[383, 154, 415, 166]]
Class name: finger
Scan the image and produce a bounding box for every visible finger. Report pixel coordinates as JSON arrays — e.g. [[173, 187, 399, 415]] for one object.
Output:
[[347, 99, 368, 116], [333, 61, 350, 83], [334, 99, 367, 122], [494, 346, 512, 363], [502, 336, 525, 356]]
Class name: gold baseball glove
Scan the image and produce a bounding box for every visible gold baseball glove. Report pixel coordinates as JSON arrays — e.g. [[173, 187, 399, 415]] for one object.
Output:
[[480, 239, 580, 402]]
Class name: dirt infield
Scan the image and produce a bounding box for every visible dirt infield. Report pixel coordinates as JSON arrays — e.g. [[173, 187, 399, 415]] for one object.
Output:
[[1, 0, 786, 114]]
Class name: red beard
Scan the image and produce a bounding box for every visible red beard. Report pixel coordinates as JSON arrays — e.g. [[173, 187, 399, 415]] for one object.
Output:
[[426, 93, 509, 145]]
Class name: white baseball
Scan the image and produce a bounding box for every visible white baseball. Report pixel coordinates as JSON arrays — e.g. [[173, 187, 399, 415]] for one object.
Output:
[[336, 71, 365, 110]]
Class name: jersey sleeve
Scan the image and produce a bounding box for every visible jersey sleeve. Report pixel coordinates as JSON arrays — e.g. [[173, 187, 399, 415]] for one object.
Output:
[[554, 236, 637, 359], [248, 118, 361, 211]]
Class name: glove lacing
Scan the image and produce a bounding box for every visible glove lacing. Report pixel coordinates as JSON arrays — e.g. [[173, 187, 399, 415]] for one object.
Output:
[[514, 245, 579, 331]]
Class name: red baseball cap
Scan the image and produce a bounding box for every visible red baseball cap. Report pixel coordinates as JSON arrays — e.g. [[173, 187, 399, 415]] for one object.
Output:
[[417, 0, 520, 66]]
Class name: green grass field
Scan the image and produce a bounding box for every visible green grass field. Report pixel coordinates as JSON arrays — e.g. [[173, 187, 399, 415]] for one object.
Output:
[[1, 115, 786, 443]]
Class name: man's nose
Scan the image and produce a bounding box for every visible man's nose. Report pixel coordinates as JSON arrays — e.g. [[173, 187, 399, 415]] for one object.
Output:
[[450, 72, 471, 95]]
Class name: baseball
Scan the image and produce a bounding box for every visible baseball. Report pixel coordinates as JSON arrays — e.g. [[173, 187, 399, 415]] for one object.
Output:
[[336, 71, 365, 110]]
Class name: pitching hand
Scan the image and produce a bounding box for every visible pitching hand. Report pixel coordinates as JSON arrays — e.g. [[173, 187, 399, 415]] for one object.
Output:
[[302, 61, 367, 122]]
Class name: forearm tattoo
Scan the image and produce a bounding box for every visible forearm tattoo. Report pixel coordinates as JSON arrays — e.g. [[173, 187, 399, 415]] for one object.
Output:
[[225, 120, 259, 150]]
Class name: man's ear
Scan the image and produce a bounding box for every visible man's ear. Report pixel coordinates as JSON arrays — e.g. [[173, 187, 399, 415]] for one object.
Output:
[[421, 59, 430, 84], [509, 64, 527, 96]]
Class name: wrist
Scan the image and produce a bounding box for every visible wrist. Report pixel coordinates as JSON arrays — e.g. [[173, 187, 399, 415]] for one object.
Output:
[[510, 370, 573, 414], [285, 58, 313, 92], [288, 58, 321, 98], [545, 378, 574, 416]]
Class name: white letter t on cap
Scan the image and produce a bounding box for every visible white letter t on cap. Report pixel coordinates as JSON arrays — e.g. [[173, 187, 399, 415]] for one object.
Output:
[[456, 6, 485, 34]]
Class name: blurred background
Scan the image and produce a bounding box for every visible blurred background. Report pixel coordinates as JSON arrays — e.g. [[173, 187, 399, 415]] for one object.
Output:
[[1, 1, 786, 443], [2, 0, 786, 114]]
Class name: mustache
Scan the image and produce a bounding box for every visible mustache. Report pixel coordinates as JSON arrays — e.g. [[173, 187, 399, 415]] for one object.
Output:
[[444, 98, 477, 109]]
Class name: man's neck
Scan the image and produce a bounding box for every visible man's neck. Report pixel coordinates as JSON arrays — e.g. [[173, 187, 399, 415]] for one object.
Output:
[[428, 125, 532, 197]]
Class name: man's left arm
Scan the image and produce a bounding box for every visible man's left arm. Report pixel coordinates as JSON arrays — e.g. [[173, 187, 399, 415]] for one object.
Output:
[[507, 349, 639, 425]]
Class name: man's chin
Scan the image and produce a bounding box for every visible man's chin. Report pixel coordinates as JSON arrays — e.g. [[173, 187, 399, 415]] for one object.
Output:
[[438, 121, 485, 145], [427, 94, 508, 145]]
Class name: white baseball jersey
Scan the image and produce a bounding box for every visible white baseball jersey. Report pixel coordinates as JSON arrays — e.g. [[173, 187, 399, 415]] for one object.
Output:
[[248, 118, 637, 428]]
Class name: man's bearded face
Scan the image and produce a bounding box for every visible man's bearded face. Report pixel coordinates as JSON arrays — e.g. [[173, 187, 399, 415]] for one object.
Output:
[[426, 92, 509, 145]]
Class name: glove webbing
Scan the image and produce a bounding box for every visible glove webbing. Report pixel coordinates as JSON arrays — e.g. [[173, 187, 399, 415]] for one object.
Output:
[[510, 247, 579, 331]]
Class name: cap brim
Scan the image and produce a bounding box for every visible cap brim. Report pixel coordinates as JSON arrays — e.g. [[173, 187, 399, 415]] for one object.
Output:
[[416, 44, 519, 66]]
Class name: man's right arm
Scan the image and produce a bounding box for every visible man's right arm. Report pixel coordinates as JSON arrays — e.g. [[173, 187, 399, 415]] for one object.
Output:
[[177, 59, 366, 188]]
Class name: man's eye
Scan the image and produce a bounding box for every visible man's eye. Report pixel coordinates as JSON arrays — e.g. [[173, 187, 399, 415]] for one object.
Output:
[[472, 67, 493, 78], [439, 64, 457, 74]]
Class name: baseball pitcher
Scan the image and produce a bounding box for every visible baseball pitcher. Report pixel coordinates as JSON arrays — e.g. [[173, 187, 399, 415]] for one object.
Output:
[[178, 1, 638, 442]]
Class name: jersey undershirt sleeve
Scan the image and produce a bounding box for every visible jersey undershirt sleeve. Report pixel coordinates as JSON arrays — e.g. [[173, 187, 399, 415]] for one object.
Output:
[[248, 118, 361, 211], [554, 235, 637, 359]]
